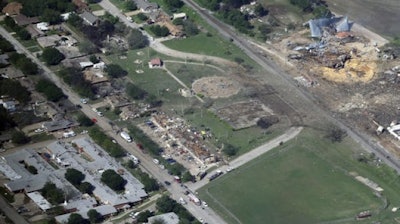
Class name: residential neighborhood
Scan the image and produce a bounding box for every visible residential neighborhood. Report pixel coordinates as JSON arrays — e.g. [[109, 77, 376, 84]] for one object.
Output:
[[0, 0, 400, 224]]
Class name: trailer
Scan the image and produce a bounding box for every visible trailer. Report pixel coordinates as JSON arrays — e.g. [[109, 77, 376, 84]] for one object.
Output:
[[120, 131, 132, 142], [187, 193, 201, 205]]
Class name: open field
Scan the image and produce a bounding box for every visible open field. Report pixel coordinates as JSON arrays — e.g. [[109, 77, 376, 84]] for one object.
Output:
[[199, 128, 400, 224], [164, 62, 224, 87], [163, 33, 257, 68], [184, 109, 288, 155], [325, 0, 400, 39]]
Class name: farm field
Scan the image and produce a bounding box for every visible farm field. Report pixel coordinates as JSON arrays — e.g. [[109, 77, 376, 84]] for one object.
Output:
[[199, 128, 400, 224], [325, 0, 400, 39]]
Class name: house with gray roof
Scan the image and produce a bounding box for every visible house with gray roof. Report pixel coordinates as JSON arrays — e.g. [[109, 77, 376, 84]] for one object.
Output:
[[134, 0, 159, 13], [41, 118, 77, 132], [80, 11, 99, 26]]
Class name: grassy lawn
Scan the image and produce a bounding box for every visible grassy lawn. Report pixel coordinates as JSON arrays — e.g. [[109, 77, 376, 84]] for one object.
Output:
[[184, 109, 288, 155], [109, 0, 125, 11], [89, 3, 103, 11], [164, 33, 255, 66], [164, 62, 224, 86], [199, 128, 400, 224], [106, 49, 193, 112]]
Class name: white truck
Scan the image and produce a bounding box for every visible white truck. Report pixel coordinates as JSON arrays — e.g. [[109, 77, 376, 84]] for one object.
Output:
[[120, 131, 132, 143]]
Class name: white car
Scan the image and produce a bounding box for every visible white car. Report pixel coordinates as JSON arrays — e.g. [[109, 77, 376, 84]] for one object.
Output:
[[153, 159, 159, 164], [34, 128, 44, 133]]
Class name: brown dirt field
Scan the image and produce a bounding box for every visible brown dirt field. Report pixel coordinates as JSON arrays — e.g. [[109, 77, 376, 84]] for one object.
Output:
[[192, 76, 240, 99]]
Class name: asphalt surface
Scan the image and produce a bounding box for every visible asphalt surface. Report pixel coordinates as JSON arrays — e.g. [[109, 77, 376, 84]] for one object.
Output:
[[182, 0, 400, 175]]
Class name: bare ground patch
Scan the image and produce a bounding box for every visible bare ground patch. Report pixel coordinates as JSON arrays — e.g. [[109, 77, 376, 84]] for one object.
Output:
[[192, 76, 240, 99], [213, 101, 275, 130]]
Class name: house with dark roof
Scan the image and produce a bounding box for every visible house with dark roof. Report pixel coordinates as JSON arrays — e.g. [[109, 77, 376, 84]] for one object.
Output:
[[80, 11, 99, 26], [41, 118, 78, 132], [72, 0, 90, 12], [13, 14, 39, 26]]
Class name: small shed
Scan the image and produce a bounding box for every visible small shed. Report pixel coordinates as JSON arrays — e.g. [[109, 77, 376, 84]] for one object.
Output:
[[149, 58, 163, 68]]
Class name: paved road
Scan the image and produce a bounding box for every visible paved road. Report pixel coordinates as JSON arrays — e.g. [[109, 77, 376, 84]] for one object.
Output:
[[189, 126, 303, 191], [182, 0, 400, 176], [0, 23, 227, 224], [0, 195, 29, 224]]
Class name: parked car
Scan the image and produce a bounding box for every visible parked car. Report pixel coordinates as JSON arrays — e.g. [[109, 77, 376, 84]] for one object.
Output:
[[164, 181, 171, 186]]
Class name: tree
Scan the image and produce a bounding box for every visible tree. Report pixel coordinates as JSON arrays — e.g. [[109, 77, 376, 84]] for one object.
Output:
[[16, 29, 31, 40], [166, 163, 185, 176], [0, 37, 15, 52], [222, 144, 238, 157], [165, 0, 184, 10], [77, 114, 94, 127], [27, 165, 38, 174], [325, 126, 347, 143], [36, 79, 64, 102], [312, 5, 332, 18], [67, 13, 84, 28], [78, 40, 98, 54], [183, 20, 199, 36], [127, 29, 149, 49], [41, 8, 62, 25], [126, 83, 147, 100], [181, 171, 194, 182], [289, 0, 312, 11], [0, 107, 15, 131], [87, 209, 102, 223], [100, 169, 126, 191], [89, 55, 99, 64], [79, 182, 95, 194], [68, 213, 89, 224], [256, 116, 279, 129], [149, 25, 170, 37], [136, 13, 148, 22], [124, 1, 137, 11], [65, 168, 85, 186], [254, 4, 268, 17], [126, 160, 137, 169], [105, 64, 127, 78], [42, 47, 65, 65], [41, 182, 64, 205], [0, 77, 31, 103], [12, 131, 30, 144], [9, 53, 38, 75], [136, 210, 152, 223], [156, 195, 176, 213]]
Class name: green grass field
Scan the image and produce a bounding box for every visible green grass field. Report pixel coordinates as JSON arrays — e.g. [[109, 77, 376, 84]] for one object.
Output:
[[199, 128, 400, 224], [184, 109, 288, 155]]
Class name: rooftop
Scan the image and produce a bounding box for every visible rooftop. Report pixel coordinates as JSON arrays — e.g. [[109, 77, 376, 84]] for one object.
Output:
[[42, 118, 77, 132]]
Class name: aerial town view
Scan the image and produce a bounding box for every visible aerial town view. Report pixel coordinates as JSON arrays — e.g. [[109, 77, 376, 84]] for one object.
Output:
[[1, 0, 400, 223]]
